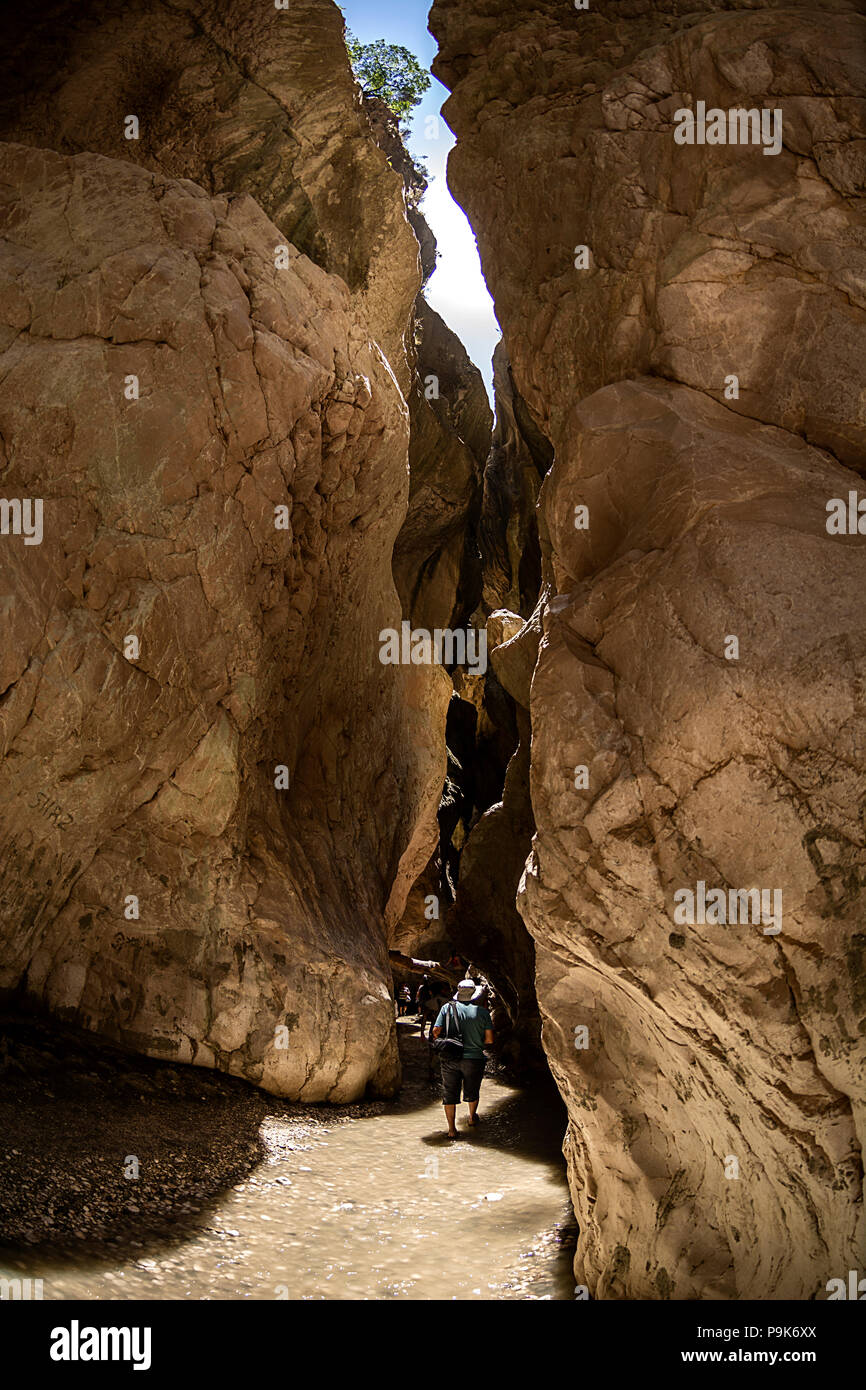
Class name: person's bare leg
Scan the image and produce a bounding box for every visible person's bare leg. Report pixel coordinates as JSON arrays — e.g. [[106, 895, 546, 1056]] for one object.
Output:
[[444, 1104, 457, 1137], [467, 1100, 479, 1125]]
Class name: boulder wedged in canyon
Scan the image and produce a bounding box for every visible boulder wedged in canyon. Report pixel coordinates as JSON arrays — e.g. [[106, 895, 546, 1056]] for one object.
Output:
[[431, 0, 866, 1294], [0, 0, 452, 1099]]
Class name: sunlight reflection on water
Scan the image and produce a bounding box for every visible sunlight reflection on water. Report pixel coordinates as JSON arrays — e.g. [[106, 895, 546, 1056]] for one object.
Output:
[[5, 1034, 576, 1301]]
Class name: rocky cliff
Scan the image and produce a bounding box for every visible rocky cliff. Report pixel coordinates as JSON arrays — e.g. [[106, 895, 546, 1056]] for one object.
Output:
[[395, 297, 492, 632], [431, 0, 866, 1297], [0, 0, 456, 1100], [2, 0, 863, 1301]]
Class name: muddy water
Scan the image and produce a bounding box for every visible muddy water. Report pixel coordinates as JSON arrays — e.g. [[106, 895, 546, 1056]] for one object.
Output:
[[1, 1021, 576, 1301]]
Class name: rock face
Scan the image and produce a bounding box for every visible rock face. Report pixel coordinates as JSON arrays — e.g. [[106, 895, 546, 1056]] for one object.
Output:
[[479, 344, 551, 619], [394, 298, 492, 631], [0, 0, 452, 1100], [446, 698, 541, 1063], [364, 95, 492, 635], [431, 351, 553, 1060], [0, 0, 420, 386], [432, 0, 866, 1296], [433, 0, 866, 463]]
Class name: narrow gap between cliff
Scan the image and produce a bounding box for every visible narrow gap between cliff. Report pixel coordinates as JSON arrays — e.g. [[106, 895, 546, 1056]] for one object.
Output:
[[348, 4, 576, 1244]]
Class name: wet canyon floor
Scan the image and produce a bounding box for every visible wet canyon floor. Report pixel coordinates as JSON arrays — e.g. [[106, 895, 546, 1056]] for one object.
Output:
[[0, 1012, 577, 1300]]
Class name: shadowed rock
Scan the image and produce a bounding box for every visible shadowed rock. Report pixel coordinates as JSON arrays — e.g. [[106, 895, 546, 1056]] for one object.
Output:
[[0, 0, 422, 387], [395, 299, 492, 631]]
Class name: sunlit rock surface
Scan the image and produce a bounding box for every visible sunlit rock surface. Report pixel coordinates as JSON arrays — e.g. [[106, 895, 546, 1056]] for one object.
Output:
[[432, 0, 866, 1295], [0, 0, 420, 387], [395, 298, 492, 631], [0, 0, 452, 1100], [362, 95, 493, 635], [432, 0, 866, 465]]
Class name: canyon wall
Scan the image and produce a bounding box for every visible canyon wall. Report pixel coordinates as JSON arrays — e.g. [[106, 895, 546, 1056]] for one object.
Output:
[[0, 0, 455, 1099], [395, 297, 491, 632], [431, 0, 866, 1296]]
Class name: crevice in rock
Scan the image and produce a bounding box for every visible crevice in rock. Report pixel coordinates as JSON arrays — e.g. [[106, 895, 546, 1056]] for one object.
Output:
[[391, 318, 558, 1069]]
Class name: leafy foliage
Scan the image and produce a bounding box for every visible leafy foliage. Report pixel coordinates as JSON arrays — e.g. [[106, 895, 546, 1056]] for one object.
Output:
[[346, 32, 431, 122]]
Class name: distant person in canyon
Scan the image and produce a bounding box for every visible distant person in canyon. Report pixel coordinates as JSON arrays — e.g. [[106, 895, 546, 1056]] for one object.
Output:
[[397, 984, 412, 1017], [415, 974, 433, 1018], [432, 978, 494, 1138]]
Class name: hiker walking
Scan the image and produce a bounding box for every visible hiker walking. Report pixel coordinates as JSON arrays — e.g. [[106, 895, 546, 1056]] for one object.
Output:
[[431, 978, 493, 1137], [415, 973, 433, 1020]]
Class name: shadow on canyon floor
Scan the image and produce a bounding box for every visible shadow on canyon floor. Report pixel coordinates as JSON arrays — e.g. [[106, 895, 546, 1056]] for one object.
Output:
[[0, 1010, 576, 1297], [0, 1010, 274, 1262]]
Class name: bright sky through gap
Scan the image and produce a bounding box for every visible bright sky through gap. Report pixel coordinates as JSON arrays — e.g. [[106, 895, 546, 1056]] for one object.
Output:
[[336, 0, 501, 400]]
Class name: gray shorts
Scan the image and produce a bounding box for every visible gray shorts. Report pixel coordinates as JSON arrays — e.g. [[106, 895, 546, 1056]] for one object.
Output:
[[440, 1055, 486, 1105]]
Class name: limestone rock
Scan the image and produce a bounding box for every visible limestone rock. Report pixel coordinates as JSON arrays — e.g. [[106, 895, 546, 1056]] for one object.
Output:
[[488, 604, 543, 711], [361, 95, 437, 287], [432, 0, 866, 468], [360, 90, 492, 636], [449, 704, 542, 1063], [0, 142, 448, 1100], [389, 859, 448, 963], [522, 377, 866, 1296], [394, 298, 492, 630], [0, 0, 421, 386], [407, 347, 549, 1063], [432, 0, 866, 1296], [478, 342, 551, 617]]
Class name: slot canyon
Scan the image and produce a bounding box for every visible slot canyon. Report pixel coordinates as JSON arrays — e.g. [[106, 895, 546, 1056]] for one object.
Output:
[[0, 0, 864, 1310]]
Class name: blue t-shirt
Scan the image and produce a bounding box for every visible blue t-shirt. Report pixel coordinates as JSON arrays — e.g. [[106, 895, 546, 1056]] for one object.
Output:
[[434, 1001, 493, 1059]]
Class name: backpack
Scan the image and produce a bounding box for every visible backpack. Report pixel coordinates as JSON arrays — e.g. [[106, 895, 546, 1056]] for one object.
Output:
[[431, 1001, 464, 1058]]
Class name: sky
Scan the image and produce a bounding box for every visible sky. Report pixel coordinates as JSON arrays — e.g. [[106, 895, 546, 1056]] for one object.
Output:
[[336, 0, 500, 399]]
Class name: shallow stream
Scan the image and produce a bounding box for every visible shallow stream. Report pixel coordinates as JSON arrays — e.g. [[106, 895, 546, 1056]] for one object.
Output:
[[0, 1019, 576, 1300]]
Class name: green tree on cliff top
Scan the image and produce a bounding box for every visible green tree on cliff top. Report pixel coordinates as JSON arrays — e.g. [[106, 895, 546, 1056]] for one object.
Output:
[[346, 32, 431, 123]]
